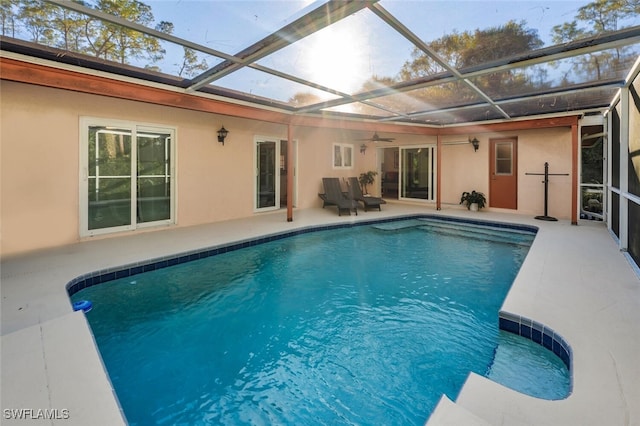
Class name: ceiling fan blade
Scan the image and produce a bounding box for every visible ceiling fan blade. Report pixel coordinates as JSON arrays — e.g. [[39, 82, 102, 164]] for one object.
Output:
[[354, 132, 395, 142]]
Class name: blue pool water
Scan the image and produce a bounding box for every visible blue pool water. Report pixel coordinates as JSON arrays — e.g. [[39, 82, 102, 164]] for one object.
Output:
[[72, 218, 570, 425]]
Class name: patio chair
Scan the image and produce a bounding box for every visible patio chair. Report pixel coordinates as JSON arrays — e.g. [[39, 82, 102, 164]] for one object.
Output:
[[347, 177, 386, 212], [321, 178, 358, 216]]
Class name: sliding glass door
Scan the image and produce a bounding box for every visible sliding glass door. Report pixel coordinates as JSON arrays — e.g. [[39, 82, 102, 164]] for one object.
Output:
[[137, 130, 173, 223], [256, 140, 278, 210], [87, 126, 133, 230], [400, 146, 436, 201], [81, 118, 175, 236], [255, 138, 297, 211]]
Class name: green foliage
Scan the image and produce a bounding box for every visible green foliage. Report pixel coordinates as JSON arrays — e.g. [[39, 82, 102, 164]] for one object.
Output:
[[398, 21, 545, 105], [89, 0, 160, 64], [5, 0, 206, 74], [460, 190, 487, 210], [288, 92, 322, 108], [358, 171, 377, 194], [7, 0, 639, 111], [401, 21, 542, 78], [582, 137, 604, 184], [18, 0, 56, 44], [551, 0, 640, 82], [177, 46, 209, 78]]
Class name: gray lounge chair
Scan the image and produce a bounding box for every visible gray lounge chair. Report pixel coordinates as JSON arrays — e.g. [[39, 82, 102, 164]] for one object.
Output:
[[322, 178, 358, 216], [347, 177, 386, 211]]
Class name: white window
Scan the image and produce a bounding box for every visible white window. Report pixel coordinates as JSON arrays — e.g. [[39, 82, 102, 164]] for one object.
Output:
[[80, 117, 176, 236], [333, 143, 353, 169]]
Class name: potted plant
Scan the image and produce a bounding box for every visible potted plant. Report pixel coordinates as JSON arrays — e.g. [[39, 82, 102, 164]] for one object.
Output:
[[460, 190, 487, 211], [358, 171, 378, 195]]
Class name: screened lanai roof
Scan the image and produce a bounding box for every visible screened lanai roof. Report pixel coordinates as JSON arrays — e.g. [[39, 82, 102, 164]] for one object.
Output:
[[2, 0, 640, 126]]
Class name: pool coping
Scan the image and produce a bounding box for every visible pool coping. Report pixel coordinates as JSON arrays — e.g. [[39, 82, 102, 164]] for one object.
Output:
[[67, 214, 562, 421], [428, 212, 640, 425], [66, 214, 538, 297], [2, 206, 639, 425]]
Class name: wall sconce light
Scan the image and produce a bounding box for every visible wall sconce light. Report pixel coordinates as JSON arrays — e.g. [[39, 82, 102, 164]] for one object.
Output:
[[217, 125, 229, 145], [360, 143, 367, 154], [469, 137, 479, 152]]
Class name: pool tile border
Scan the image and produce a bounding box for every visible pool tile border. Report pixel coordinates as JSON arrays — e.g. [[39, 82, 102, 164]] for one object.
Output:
[[67, 214, 538, 298], [498, 310, 573, 371], [66, 214, 576, 400]]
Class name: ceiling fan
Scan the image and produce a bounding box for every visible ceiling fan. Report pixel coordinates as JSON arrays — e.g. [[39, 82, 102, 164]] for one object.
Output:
[[356, 132, 395, 143]]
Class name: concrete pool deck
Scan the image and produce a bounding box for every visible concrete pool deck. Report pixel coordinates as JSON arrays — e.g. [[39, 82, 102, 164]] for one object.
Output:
[[1, 204, 639, 425]]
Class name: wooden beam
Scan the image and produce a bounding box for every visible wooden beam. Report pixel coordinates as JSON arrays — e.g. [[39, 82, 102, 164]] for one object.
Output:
[[437, 115, 580, 135], [436, 134, 442, 210], [287, 122, 294, 222], [1, 57, 581, 135], [289, 114, 436, 135], [571, 123, 579, 225], [0, 57, 290, 124]]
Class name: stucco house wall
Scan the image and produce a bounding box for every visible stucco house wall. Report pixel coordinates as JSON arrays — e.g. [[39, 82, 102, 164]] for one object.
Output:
[[1, 80, 574, 256], [439, 128, 572, 218], [1, 81, 289, 255]]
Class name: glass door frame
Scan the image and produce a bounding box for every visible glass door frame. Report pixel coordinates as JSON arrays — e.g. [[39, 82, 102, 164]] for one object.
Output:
[[80, 117, 176, 237], [579, 115, 606, 221], [255, 138, 279, 211], [136, 127, 174, 228], [283, 138, 298, 209], [254, 136, 298, 212], [398, 145, 437, 202]]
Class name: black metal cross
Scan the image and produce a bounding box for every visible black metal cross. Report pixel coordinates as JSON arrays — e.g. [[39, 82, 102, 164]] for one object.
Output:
[[525, 162, 569, 221]]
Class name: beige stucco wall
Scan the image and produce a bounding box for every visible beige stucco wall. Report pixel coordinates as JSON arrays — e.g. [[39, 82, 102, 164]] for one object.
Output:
[[517, 128, 573, 219], [441, 136, 489, 207], [440, 128, 573, 219], [0, 82, 389, 255], [1, 81, 292, 255], [2, 82, 82, 255], [1, 80, 574, 256]]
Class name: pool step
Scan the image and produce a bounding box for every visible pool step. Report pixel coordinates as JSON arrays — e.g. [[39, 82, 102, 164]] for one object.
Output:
[[417, 217, 535, 236], [371, 218, 535, 245], [370, 219, 427, 231], [415, 219, 535, 245], [417, 225, 534, 245]]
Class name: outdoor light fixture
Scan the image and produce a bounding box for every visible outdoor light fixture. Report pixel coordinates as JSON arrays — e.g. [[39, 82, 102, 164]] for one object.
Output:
[[360, 143, 367, 154], [217, 125, 229, 145], [469, 137, 479, 152]]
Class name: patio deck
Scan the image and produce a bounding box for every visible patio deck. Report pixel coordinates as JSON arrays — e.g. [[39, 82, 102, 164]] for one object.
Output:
[[2, 204, 638, 425]]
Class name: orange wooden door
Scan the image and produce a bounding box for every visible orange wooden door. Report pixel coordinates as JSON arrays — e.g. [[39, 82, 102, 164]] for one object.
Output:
[[489, 138, 518, 209]]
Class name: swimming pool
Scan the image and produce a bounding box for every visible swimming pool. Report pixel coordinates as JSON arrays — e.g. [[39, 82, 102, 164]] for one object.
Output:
[[69, 217, 570, 425]]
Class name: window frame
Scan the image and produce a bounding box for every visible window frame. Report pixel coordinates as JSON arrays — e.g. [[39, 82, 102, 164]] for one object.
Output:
[[494, 141, 514, 176], [332, 143, 353, 169]]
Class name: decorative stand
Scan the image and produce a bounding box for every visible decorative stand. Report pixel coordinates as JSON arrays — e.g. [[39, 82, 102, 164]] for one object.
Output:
[[525, 162, 569, 221]]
